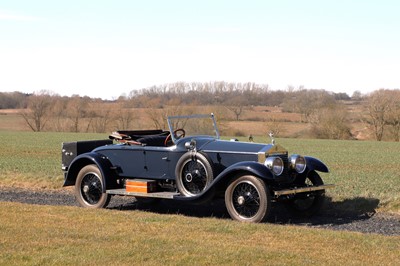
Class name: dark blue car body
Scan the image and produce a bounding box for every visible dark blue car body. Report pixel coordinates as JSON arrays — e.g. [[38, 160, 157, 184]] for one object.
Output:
[[62, 114, 333, 222]]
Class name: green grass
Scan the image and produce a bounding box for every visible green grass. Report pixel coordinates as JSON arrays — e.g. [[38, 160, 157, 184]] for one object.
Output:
[[227, 136, 400, 214], [0, 202, 399, 266], [0, 131, 106, 188], [0, 131, 400, 213], [1, 132, 399, 265], [278, 138, 400, 213]]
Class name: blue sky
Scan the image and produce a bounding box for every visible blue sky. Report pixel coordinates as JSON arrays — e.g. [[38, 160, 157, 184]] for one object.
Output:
[[1, 0, 399, 99]]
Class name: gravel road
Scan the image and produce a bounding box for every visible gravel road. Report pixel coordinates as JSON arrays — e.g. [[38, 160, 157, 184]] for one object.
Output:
[[1, 187, 399, 236]]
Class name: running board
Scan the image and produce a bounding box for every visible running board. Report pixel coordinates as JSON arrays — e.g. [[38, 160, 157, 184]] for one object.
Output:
[[106, 189, 179, 199], [274, 184, 335, 197]]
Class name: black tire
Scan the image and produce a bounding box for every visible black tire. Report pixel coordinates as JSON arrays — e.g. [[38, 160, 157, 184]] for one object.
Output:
[[175, 152, 214, 196], [284, 171, 325, 217], [75, 164, 111, 208], [225, 175, 271, 223]]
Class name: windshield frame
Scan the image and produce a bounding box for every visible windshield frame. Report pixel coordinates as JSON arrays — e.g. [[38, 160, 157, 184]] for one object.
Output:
[[167, 113, 220, 143]]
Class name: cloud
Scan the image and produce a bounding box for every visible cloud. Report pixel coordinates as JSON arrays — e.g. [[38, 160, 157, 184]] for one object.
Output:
[[0, 9, 43, 21]]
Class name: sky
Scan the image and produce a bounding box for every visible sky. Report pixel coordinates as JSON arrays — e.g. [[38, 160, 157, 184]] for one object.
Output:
[[1, 0, 399, 100]]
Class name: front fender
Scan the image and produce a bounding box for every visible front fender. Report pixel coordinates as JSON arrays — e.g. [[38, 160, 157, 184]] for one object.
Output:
[[63, 152, 118, 192], [305, 156, 329, 173], [174, 161, 273, 202], [213, 161, 274, 183]]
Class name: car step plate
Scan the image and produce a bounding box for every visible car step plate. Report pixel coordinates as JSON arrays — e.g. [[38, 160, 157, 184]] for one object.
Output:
[[106, 189, 179, 199]]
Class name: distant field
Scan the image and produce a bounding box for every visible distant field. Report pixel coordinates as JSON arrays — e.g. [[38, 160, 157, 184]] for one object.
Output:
[[0, 105, 372, 139], [0, 113, 27, 131], [0, 107, 310, 137], [0, 130, 399, 213]]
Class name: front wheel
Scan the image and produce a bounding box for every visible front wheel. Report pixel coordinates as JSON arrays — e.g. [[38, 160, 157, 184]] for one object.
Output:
[[283, 171, 325, 217], [225, 175, 271, 223], [75, 164, 111, 208]]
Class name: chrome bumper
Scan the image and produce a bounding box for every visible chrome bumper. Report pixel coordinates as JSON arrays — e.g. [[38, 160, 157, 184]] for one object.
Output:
[[274, 184, 335, 197]]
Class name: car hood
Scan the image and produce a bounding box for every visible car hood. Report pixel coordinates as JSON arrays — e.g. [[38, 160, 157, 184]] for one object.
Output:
[[199, 139, 288, 155]]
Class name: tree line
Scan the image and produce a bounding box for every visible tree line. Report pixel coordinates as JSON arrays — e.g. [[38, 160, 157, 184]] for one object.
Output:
[[124, 82, 353, 108], [1, 82, 399, 141], [0, 92, 28, 109]]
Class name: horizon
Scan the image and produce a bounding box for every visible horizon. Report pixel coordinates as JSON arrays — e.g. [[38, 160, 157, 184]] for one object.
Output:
[[1, 1, 400, 100]]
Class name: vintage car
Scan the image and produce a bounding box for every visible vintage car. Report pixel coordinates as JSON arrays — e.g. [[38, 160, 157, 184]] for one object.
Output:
[[62, 113, 334, 223]]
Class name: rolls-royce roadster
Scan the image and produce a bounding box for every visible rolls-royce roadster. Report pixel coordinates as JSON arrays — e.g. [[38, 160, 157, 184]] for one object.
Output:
[[61, 113, 333, 222]]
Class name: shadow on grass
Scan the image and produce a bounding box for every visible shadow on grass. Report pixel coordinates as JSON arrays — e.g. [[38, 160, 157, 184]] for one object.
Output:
[[108, 195, 381, 226], [269, 196, 380, 226]]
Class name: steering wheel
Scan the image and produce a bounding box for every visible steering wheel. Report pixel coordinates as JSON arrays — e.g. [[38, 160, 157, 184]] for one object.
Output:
[[164, 129, 186, 146]]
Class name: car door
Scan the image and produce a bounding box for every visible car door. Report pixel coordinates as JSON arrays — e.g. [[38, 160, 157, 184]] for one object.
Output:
[[100, 146, 147, 178], [143, 147, 171, 179]]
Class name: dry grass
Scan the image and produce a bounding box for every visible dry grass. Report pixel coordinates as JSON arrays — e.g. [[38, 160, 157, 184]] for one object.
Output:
[[0, 103, 372, 139], [0, 202, 399, 265], [0, 112, 27, 131]]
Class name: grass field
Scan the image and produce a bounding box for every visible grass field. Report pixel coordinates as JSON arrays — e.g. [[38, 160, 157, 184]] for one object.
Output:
[[0, 130, 399, 213], [0, 202, 399, 265], [1, 131, 399, 265]]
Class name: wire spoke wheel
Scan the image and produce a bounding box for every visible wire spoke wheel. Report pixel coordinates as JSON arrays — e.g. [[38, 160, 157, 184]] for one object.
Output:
[[176, 153, 213, 197], [181, 160, 208, 194], [232, 181, 261, 218], [75, 164, 111, 208], [225, 175, 270, 223], [284, 171, 325, 217], [80, 173, 103, 205]]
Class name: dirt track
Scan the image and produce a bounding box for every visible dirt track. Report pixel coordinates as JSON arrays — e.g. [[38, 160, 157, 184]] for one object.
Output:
[[1, 187, 399, 236]]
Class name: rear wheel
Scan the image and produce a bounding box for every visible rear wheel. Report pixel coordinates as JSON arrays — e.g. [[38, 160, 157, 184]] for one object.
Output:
[[75, 164, 111, 208], [225, 175, 271, 223], [284, 171, 325, 217]]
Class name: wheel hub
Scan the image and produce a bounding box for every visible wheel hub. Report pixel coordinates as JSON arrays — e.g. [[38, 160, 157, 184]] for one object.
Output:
[[185, 173, 193, 182], [237, 196, 245, 205], [83, 185, 89, 193]]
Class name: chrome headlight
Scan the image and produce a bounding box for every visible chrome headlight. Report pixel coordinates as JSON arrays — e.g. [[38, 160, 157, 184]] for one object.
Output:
[[264, 156, 284, 176], [289, 154, 306, 173]]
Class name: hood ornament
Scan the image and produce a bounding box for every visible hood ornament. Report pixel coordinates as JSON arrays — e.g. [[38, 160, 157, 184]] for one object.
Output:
[[268, 132, 275, 145]]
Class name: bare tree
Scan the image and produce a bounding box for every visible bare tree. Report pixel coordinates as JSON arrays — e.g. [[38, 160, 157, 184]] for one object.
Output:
[[282, 89, 336, 123], [91, 110, 111, 133], [51, 96, 69, 132], [20, 91, 54, 132], [365, 89, 391, 141], [225, 95, 248, 121], [310, 106, 352, 139], [386, 90, 400, 141], [67, 96, 89, 132], [148, 109, 166, 129], [351, 90, 363, 101], [113, 102, 137, 130], [86, 101, 112, 133], [147, 105, 196, 130], [265, 118, 286, 137]]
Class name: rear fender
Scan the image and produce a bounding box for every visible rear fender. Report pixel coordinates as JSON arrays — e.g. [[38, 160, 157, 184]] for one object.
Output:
[[63, 152, 118, 192], [305, 156, 329, 173]]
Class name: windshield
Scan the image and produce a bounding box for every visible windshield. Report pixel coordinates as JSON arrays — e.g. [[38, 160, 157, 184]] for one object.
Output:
[[167, 113, 220, 142]]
